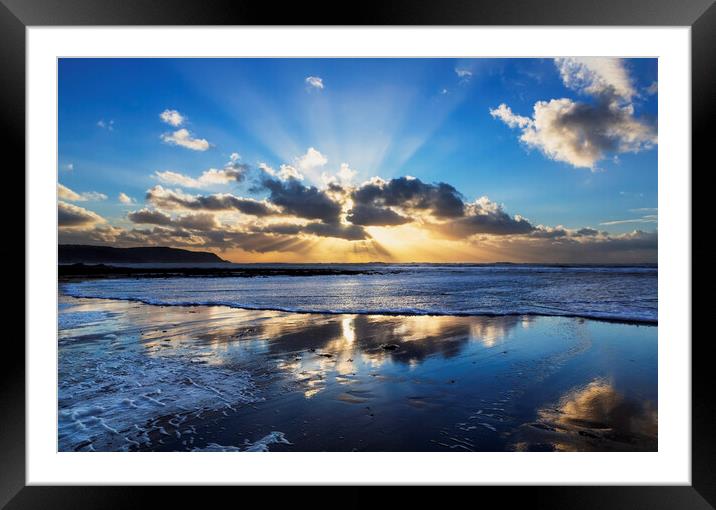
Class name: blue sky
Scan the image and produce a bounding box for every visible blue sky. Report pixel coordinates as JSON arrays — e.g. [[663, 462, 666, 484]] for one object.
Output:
[[57, 58, 658, 263]]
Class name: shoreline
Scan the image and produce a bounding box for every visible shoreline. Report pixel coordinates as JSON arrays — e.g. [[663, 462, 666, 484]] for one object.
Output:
[[58, 263, 392, 279], [58, 262, 657, 280], [58, 289, 658, 327]]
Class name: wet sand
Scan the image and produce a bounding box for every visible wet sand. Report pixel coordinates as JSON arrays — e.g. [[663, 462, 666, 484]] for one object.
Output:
[[58, 294, 657, 452]]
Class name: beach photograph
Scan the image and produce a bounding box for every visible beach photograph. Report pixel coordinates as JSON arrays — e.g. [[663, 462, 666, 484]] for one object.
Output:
[[57, 57, 658, 453]]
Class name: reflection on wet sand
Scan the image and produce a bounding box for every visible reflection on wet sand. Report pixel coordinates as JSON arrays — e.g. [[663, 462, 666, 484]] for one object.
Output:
[[58, 295, 657, 452], [512, 379, 658, 451], [257, 314, 529, 397], [231, 313, 528, 399]]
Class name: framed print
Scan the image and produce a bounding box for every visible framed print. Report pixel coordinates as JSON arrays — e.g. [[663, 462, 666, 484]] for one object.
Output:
[[5, 0, 712, 505]]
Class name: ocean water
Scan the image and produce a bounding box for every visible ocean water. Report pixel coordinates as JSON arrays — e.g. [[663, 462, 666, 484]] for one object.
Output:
[[61, 264, 657, 323]]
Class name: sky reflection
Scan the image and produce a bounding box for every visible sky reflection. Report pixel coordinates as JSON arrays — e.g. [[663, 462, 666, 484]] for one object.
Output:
[[58, 295, 656, 452]]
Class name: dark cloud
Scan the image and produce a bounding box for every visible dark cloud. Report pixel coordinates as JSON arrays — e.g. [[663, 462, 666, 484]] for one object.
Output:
[[222, 162, 249, 183], [127, 208, 173, 226], [575, 227, 601, 237], [261, 177, 343, 223], [346, 204, 410, 226], [352, 177, 465, 219], [433, 199, 535, 238], [445, 214, 534, 237], [128, 209, 218, 231], [176, 213, 218, 231], [58, 201, 105, 228], [256, 221, 369, 241], [146, 186, 276, 216], [303, 222, 368, 240]]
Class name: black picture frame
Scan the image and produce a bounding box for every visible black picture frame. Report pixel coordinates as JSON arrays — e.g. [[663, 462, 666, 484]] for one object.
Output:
[[4, 0, 710, 505]]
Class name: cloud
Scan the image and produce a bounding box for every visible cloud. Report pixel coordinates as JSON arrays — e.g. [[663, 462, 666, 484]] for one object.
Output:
[[97, 119, 114, 130], [58, 183, 107, 202], [432, 197, 535, 238], [574, 227, 601, 237], [127, 208, 173, 226], [322, 163, 357, 187], [256, 221, 369, 241], [600, 214, 657, 226], [346, 204, 410, 227], [454, 228, 657, 264], [554, 57, 636, 101], [455, 68, 473, 81], [491, 58, 656, 169], [58, 200, 106, 228], [146, 185, 277, 217], [79, 191, 108, 201], [159, 109, 185, 127], [160, 129, 210, 151], [489, 104, 531, 129], [260, 148, 329, 184], [58, 184, 83, 201], [154, 166, 246, 189], [296, 147, 328, 172], [118, 192, 136, 204], [260, 176, 343, 223], [62, 163, 74, 172], [646, 81, 658, 95], [260, 163, 305, 182], [128, 208, 219, 231], [352, 176, 465, 220], [305, 76, 324, 90], [490, 98, 656, 169]]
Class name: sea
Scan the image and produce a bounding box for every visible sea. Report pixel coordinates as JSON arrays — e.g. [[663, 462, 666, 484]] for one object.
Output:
[[61, 263, 657, 323]]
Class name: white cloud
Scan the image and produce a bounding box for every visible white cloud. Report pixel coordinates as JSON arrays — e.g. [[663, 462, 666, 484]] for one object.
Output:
[[491, 98, 656, 169], [455, 68, 473, 81], [337, 163, 357, 184], [646, 81, 658, 95], [160, 128, 210, 151], [305, 76, 324, 90], [97, 119, 114, 130], [159, 109, 185, 127], [489, 104, 532, 129], [322, 163, 357, 186], [58, 183, 107, 202], [63, 163, 74, 171], [229, 152, 240, 162], [118, 192, 136, 204], [278, 165, 304, 181], [600, 214, 657, 226], [296, 147, 328, 172], [154, 166, 244, 189], [80, 191, 108, 201], [554, 57, 636, 101], [490, 58, 656, 170], [259, 163, 304, 181], [58, 184, 81, 201]]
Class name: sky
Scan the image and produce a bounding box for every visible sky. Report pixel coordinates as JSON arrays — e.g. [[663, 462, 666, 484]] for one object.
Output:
[[58, 58, 658, 263]]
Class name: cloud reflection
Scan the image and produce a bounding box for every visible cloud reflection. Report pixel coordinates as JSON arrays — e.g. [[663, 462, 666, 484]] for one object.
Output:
[[512, 379, 657, 451]]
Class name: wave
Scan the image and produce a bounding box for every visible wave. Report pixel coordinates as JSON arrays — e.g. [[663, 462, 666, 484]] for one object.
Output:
[[60, 289, 657, 325]]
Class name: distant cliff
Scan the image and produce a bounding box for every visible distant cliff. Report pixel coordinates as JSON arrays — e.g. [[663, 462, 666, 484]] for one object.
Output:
[[58, 245, 227, 264]]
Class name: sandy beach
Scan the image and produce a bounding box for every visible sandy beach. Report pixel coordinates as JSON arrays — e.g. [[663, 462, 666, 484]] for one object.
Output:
[[58, 293, 657, 452]]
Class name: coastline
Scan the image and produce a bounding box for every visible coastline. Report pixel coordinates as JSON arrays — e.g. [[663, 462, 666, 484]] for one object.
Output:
[[58, 292, 658, 452]]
